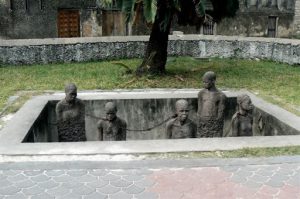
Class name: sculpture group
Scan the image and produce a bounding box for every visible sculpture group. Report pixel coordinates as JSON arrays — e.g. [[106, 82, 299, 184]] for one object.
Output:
[[56, 71, 254, 142]]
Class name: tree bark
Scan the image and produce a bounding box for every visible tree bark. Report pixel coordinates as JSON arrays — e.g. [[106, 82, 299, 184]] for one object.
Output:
[[136, 0, 173, 75]]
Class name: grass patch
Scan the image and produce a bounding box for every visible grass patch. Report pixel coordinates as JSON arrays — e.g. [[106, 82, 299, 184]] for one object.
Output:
[[145, 146, 300, 159], [0, 57, 300, 116]]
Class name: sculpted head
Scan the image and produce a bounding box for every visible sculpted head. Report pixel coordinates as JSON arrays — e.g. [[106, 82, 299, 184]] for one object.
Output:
[[105, 102, 117, 121], [202, 71, 216, 89], [65, 83, 77, 104], [237, 94, 253, 112], [175, 99, 189, 123]]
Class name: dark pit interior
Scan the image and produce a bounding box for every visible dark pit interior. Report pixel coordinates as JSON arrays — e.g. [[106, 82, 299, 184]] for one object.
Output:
[[23, 97, 299, 142]]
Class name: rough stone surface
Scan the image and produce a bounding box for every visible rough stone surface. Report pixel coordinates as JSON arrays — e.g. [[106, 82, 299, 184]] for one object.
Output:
[[0, 157, 298, 198], [2, 35, 300, 66]]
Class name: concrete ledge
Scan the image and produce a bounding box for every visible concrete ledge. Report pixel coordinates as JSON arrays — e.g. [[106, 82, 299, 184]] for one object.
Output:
[[0, 89, 299, 157], [1, 35, 300, 65]]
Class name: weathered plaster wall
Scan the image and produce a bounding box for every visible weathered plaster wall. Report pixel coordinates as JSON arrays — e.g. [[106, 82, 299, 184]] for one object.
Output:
[[1, 35, 300, 65], [0, 0, 101, 39], [27, 96, 299, 142]]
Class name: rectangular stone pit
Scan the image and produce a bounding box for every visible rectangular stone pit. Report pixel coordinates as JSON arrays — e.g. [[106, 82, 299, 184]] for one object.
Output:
[[0, 89, 299, 156]]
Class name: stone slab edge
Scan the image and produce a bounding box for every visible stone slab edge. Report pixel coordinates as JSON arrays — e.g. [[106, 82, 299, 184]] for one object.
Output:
[[0, 89, 299, 156]]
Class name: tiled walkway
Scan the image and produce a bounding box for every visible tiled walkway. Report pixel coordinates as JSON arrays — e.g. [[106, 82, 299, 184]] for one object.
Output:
[[0, 157, 299, 199]]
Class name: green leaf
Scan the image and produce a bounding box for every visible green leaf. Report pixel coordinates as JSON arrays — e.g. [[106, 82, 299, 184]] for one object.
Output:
[[143, 0, 157, 23]]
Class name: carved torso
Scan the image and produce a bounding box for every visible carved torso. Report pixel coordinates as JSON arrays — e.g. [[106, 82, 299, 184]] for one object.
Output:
[[167, 118, 196, 139], [55, 99, 86, 142], [232, 113, 253, 137], [97, 117, 127, 141], [197, 89, 226, 137]]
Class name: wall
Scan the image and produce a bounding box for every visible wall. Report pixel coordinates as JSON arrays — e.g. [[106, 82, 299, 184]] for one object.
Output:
[[1, 35, 300, 65], [26, 96, 300, 142], [0, 0, 101, 39]]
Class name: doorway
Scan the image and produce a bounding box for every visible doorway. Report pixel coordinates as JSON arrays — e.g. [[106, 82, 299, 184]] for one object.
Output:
[[57, 9, 80, 38]]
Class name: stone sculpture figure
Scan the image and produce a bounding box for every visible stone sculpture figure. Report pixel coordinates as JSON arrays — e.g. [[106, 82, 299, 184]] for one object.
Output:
[[231, 94, 253, 136], [166, 99, 197, 139], [97, 102, 127, 141], [55, 83, 86, 142], [197, 71, 226, 137]]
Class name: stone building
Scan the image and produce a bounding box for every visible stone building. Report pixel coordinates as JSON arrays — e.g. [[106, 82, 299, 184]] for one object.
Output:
[[216, 0, 300, 38], [1, 0, 300, 39], [0, 0, 127, 39]]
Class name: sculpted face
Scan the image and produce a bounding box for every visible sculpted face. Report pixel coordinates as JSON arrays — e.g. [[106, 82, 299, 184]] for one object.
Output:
[[105, 102, 117, 121], [202, 76, 215, 89], [202, 72, 216, 89], [241, 97, 253, 111], [65, 87, 77, 104], [176, 100, 189, 123]]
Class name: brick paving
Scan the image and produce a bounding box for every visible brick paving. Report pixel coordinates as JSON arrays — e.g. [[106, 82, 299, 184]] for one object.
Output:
[[0, 159, 299, 198]]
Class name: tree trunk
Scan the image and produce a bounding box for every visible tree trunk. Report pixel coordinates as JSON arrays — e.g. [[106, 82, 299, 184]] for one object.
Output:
[[136, 0, 173, 75]]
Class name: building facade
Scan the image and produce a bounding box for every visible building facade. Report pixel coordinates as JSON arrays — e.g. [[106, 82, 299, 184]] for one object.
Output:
[[1, 0, 300, 39]]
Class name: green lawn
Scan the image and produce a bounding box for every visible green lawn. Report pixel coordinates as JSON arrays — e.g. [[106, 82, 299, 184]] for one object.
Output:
[[0, 57, 300, 157], [1, 57, 299, 115]]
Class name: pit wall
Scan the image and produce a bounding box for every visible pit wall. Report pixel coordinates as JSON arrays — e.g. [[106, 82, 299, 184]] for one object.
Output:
[[1, 35, 300, 66], [27, 96, 299, 142]]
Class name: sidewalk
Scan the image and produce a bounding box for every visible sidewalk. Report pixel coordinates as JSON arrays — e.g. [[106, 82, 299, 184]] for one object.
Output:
[[0, 156, 299, 199]]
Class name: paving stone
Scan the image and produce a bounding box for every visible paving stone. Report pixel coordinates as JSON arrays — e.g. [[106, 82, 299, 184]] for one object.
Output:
[[242, 179, 263, 189], [45, 170, 65, 177], [31, 193, 54, 199], [110, 179, 133, 188], [46, 186, 71, 197], [30, 174, 50, 183], [97, 184, 120, 194], [0, 186, 20, 195], [134, 179, 156, 188], [232, 170, 253, 178], [248, 174, 270, 183], [56, 193, 82, 199], [277, 168, 296, 176], [110, 191, 133, 199], [3, 193, 27, 199], [230, 174, 248, 184], [240, 166, 261, 172], [72, 185, 95, 195], [86, 179, 109, 189], [221, 166, 240, 172], [265, 179, 285, 188], [15, 179, 36, 189], [61, 181, 84, 189], [0, 179, 12, 188], [0, 174, 7, 181], [67, 169, 87, 177], [122, 175, 144, 182], [23, 170, 43, 177], [135, 192, 158, 199], [101, 174, 121, 181], [256, 169, 275, 177], [89, 169, 108, 177], [123, 184, 145, 194], [37, 180, 60, 189], [76, 174, 98, 183], [269, 174, 290, 182], [83, 192, 108, 199], [2, 170, 20, 176], [52, 174, 75, 183], [7, 174, 28, 182], [286, 176, 300, 186], [21, 185, 44, 195]]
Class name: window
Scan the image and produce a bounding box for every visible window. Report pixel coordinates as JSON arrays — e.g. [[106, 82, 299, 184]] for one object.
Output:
[[203, 21, 215, 35], [267, 16, 278, 37], [10, 0, 14, 10], [25, 0, 29, 11], [40, 0, 44, 10]]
